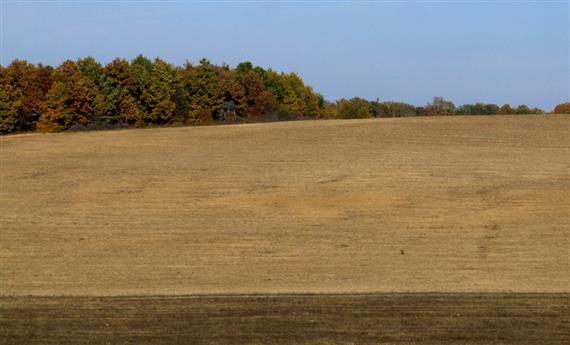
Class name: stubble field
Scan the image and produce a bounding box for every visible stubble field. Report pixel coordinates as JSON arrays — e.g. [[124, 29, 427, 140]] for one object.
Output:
[[1, 115, 569, 343]]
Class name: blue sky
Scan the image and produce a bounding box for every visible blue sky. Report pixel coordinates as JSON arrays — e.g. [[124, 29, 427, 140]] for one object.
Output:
[[1, 1, 568, 109]]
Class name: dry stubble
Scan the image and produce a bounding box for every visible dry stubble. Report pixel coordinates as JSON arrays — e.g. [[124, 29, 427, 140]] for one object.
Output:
[[1, 115, 569, 295]]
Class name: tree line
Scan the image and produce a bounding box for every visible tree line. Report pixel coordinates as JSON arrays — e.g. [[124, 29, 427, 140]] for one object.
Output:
[[333, 96, 569, 119], [1, 56, 569, 134]]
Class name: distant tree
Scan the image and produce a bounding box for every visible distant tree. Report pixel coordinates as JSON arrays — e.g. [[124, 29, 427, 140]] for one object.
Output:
[[264, 69, 287, 102], [515, 104, 531, 115], [144, 58, 176, 124], [425, 97, 456, 116], [279, 82, 302, 116], [103, 58, 145, 125], [130, 55, 158, 122], [172, 84, 190, 124], [0, 60, 54, 133], [336, 98, 370, 119], [368, 99, 380, 118], [0, 69, 23, 134], [317, 93, 325, 109], [92, 79, 120, 124], [415, 106, 427, 116], [320, 100, 337, 119], [456, 103, 498, 115], [37, 60, 98, 132], [77, 57, 117, 124], [217, 67, 247, 119], [242, 70, 276, 118], [104, 58, 133, 92], [77, 57, 104, 84], [303, 86, 321, 118], [235, 61, 254, 82], [3, 55, 556, 135], [182, 59, 224, 124], [456, 104, 473, 115], [497, 104, 514, 115], [131, 55, 154, 74], [372, 101, 417, 117], [118, 94, 146, 126], [279, 73, 308, 116], [485, 104, 499, 115], [553, 102, 570, 114], [23, 64, 54, 129]]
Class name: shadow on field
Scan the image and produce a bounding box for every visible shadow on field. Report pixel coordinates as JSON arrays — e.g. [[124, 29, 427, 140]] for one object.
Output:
[[1, 293, 568, 345]]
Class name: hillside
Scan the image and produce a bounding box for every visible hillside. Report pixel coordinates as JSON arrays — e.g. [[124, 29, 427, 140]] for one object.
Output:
[[1, 115, 569, 296]]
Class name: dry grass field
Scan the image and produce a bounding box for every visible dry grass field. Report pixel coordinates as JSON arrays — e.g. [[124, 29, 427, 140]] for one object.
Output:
[[1, 115, 569, 343], [1, 115, 569, 295]]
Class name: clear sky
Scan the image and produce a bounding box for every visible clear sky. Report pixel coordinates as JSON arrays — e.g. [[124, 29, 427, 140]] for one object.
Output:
[[1, 0, 568, 110]]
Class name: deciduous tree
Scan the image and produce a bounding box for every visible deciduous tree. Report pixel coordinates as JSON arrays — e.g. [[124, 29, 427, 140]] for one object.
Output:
[[336, 98, 370, 119], [242, 70, 275, 118], [38, 60, 98, 132], [0, 72, 23, 134], [144, 58, 176, 124], [552, 102, 570, 114], [182, 59, 224, 124], [497, 104, 514, 115], [425, 97, 456, 116]]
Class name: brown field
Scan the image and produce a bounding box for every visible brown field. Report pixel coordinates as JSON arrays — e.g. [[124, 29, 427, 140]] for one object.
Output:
[[1, 294, 569, 345], [1, 115, 569, 343], [1, 115, 569, 295]]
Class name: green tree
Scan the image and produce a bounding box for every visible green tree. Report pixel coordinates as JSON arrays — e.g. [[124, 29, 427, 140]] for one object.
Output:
[[264, 69, 286, 102], [182, 59, 224, 124], [372, 101, 417, 117], [456, 103, 499, 115], [276, 73, 309, 116], [104, 58, 134, 92], [78, 57, 117, 124], [77, 57, 104, 84], [172, 83, 190, 124], [235, 61, 254, 83], [130, 55, 153, 121], [303, 86, 321, 118], [103, 58, 140, 125], [0, 73, 23, 134], [515, 104, 531, 115], [144, 58, 176, 124], [336, 98, 371, 119]]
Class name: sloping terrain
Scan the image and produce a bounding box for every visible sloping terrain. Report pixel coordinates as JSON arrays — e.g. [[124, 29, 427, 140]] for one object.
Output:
[[1, 115, 569, 296], [1, 115, 569, 344]]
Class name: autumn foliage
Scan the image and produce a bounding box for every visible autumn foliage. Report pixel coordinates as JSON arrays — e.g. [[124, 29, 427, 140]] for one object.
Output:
[[1, 56, 324, 134], [0, 56, 565, 135], [553, 102, 570, 114]]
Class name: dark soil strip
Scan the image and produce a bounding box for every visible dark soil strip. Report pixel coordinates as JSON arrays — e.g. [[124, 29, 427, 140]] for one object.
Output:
[[1, 293, 568, 345]]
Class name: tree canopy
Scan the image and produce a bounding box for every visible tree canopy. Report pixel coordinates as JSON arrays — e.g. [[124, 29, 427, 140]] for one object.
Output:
[[0, 56, 562, 135]]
